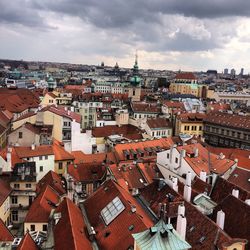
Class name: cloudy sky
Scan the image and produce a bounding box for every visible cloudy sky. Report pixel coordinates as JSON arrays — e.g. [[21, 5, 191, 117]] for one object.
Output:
[[1, 0, 250, 72]]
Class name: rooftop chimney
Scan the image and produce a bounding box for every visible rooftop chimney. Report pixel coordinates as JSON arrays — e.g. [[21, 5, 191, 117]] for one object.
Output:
[[194, 147, 199, 157], [183, 185, 191, 202], [31, 144, 35, 150], [232, 189, 239, 198], [216, 210, 225, 230], [176, 206, 187, 240], [185, 172, 192, 186], [200, 170, 207, 182], [245, 199, 250, 206], [181, 149, 186, 158], [178, 203, 185, 216]]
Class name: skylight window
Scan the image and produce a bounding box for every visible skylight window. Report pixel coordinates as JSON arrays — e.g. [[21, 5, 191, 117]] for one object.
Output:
[[101, 196, 125, 225]]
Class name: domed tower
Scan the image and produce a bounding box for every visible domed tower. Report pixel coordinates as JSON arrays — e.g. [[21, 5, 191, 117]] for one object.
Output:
[[128, 51, 142, 101], [47, 76, 57, 92]]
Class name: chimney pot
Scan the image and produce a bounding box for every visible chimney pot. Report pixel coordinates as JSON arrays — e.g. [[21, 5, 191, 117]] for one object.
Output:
[[216, 210, 225, 230], [232, 189, 239, 198]]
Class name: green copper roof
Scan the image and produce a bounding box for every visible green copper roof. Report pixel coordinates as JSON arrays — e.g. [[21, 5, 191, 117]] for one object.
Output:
[[132, 220, 191, 250], [130, 75, 141, 85], [190, 83, 198, 90]]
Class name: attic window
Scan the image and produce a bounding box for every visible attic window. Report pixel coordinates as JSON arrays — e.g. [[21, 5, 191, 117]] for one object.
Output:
[[189, 226, 195, 232], [128, 225, 134, 231], [101, 196, 125, 225]]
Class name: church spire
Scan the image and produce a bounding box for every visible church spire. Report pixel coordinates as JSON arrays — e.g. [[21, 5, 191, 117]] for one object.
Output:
[[133, 50, 139, 73]]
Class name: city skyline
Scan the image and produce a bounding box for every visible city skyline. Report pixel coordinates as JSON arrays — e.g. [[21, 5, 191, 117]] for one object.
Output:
[[1, 1, 250, 72]]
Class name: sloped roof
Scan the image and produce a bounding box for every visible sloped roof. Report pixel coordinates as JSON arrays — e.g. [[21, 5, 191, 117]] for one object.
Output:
[[25, 185, 60, 223], [17, 233, 38, 250], [0, 179, 12, 206], [176, 143, 235, 175], [227, 168, 250, 192], [15, 145, 54, 158], [84, 180, 154, 250], [212, 195, 250, 247], [36, 171, 66, 196], [52, 142, 74, 161], [147, 118, 172, 129], [68, 163, 106, 182], [0, 218, 13, 242], [54, 198, 92, 250], [175, 72, 196, 80]]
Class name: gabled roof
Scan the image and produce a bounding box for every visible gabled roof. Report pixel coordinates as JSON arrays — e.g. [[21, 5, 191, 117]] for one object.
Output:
[[84, 180, 154, 250], [0, 179, 12, 206], [25, 185, 60, 223], [17, 233, 38, 250], [68, 163, 106, 182], [15, 145, 54, 158], [114, 138, 174, 162], [53, 198, 92, 250], [139, 181, 232, 249], [146, 118, 172, 129], [36, 171, 66, 196], [14, 111, 36, 122], [228, 168, 250, 192], [0, 218, 13, 242], [52, 141, 74, 161], [175, 72, 196, 80], [204, 112, 250, 130], [131, 102, 160, 113], [176, 143, 235, 175], [162, 101, 185, 109], [210, 177, 250, 204], [212, 195, 250, 247], [92, 124, 142, 139]]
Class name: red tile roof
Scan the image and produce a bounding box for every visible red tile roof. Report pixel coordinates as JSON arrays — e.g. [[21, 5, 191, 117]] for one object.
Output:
[[177, 143, 236, 175], [131, 102, 160, 113], [84, 180, 154, 250], [0, 218, 13, 242], [146, 117, 171, 129], [162, 101, 185, 109], [36, 171, 66, 195], [25, 185, 60, 223], [140, 180, 232, 249], [68, 163, 106, 182], [206, 146, 250, 170], [211, 177, 250, 204], [175, 72, 196, 80], [92, 124, 143, 139], [212, 195, 250, 247], [52, 142, 74, 161], [44, 105, 81, 123], [228, 168, 250, 192], [204, 112, 250, 130], [17, 233, 38, 250], [0, 179, 12, 206], [177, 112, 206, 123], [114, 138, 174, 162], [54, 198, 92, 250], [14, 145, 54, 158]]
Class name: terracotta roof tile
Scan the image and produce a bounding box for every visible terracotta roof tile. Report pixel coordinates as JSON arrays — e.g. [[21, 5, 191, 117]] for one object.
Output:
[[84, 180, 154, 250], [0, 218, 13, 242], [52, 142, 74, 161], [175, 72, 196, 80], [54, 198, 92, 250], [212, 195, 250, 248], [15, 145, 54, 158], [228, 168, 250, 192], [204, 112, 250, 130], [25, 185, 60, 223], [146, 117, 172, 129], [17, 233, 38, 250], [68, 163, 106, 182], [36, 171, 66, 195], [177, 143, 236, 175], [0, 179, 12, 206]]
